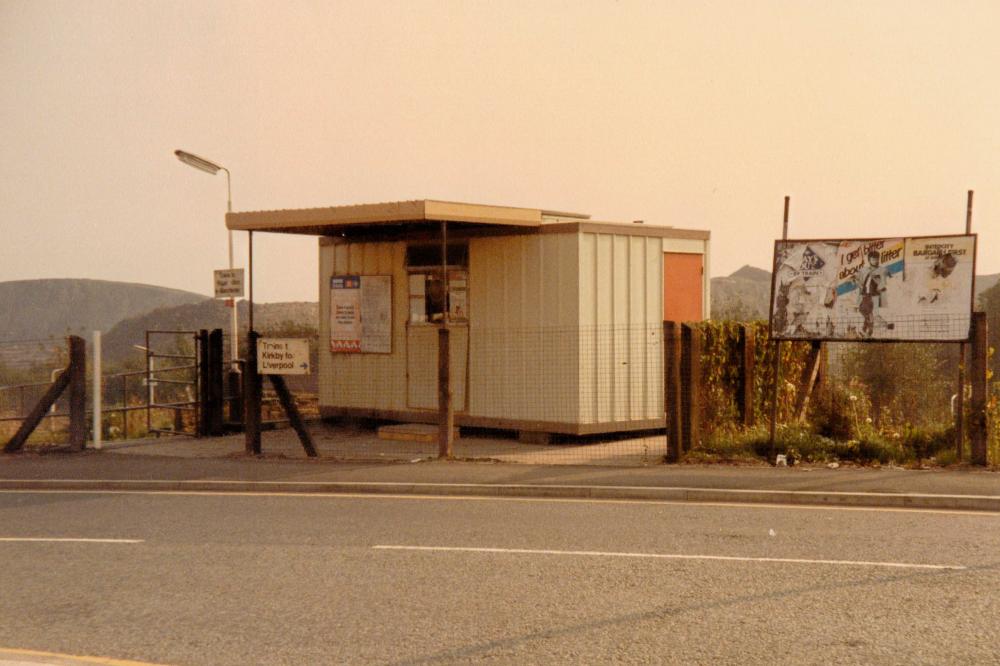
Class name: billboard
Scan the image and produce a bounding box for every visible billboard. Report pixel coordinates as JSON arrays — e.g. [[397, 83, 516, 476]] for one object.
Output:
[[769, 235, 976, 341]]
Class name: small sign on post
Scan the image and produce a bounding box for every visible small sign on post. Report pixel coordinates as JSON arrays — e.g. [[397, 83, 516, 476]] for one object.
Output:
[[257, 338, 311, 375], [214, 268, 245, 299]]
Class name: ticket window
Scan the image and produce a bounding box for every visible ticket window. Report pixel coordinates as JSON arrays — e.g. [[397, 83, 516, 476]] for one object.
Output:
[[405, 243, 469, 410], [406, 244, 469, 324]]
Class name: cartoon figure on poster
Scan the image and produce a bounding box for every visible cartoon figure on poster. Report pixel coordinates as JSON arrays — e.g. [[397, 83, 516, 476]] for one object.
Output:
[[854, 249, 895, 337], [823, 238, 904, 339], [771, 242, 839, 338], [916, 251, 958, 306]]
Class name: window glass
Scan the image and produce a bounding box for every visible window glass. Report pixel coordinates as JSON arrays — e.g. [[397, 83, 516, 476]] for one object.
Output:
[[406, 244, 469, 323], [405, 244, 468, 268]]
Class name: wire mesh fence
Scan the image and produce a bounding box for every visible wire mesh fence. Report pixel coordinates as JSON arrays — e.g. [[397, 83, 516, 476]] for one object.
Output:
[[3, 317, 996, 467], [0, 338, 70, 446], [0, 333, 203, 447], [299, 319, 995, 466]]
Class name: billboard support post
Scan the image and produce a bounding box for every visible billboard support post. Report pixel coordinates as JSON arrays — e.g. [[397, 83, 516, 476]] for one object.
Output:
[[768, 196, 790, 462], [956, 190, 974, 460]]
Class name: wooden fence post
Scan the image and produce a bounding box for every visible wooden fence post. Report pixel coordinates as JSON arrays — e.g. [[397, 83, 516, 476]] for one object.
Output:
[[268, 375, 318, 457], [795, 341, 823, 422], [680, 323, 701, 452], [768, 337, 783, 462], [438, 326, 454, 459], [664, 321, 683, 462], [737, 324, 755, 428], [244, 331, 262, 455], [67, 336, 87, 450], [4, 368, 72, 452], [969, 312, 988, 466]]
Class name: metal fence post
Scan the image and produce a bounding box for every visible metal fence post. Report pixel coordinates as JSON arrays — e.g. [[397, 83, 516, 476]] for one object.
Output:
[[121, 374, 128, 440]]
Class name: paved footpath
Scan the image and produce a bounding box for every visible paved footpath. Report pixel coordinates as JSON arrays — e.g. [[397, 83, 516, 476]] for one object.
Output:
[[3, 433, 1000, 511]]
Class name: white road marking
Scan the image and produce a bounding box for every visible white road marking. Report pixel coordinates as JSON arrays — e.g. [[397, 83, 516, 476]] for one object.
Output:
[[0, 538, 143, 544], [373, 545, 967, 571], [0, 646, 167, 665], [1, 488, 998, 517]]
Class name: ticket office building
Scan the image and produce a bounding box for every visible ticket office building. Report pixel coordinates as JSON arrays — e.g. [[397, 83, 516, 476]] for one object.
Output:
[[227, 200, 710, 436]]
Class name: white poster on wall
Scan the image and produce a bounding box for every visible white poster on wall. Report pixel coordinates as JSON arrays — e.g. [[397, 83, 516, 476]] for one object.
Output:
[[360, 275, 392, 353], [330, 275, 392, 353], [770, 234, 976, 341]]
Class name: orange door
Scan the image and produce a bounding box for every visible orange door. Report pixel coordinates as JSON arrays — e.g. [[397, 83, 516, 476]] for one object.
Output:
[[663, 252, 703, 322]]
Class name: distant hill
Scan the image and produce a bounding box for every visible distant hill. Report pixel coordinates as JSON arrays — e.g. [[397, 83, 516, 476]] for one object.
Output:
[[977, 273, 1000, 297], [710, 266, 999, 321], [0, 279, 209, 341], [728, 265, 771, 283], [711, 265, 772, 320], [102, 299, 318, 365]]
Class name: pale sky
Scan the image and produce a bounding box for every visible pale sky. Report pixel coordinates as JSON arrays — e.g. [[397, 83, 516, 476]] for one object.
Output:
[[3, 0, 999, 303]]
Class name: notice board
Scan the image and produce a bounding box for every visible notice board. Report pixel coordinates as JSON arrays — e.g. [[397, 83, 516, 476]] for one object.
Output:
[[330, 275, 392, 353]]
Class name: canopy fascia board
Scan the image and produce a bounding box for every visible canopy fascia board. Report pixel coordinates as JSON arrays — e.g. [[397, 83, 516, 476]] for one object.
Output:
[[226, 199, 570, 234]]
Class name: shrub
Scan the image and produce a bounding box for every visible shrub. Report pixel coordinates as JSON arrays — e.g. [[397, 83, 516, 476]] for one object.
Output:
[[902, 424, 954, 460], [810, 384, 855, 441]]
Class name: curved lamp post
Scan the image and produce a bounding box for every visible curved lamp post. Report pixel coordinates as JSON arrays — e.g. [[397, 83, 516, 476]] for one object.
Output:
[[173, 149, 239, 364]]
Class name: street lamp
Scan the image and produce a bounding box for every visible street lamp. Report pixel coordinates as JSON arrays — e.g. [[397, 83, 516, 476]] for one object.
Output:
[[174, 149, 239, 364]]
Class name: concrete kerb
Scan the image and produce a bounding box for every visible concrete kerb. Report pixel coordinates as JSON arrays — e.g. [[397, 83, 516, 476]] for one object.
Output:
[[2, 479, 1000, 512]]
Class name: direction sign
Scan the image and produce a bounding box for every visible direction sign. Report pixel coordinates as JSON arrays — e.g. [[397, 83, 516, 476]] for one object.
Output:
[[258, 338, 311, 375], [214, 268, 245, 298]]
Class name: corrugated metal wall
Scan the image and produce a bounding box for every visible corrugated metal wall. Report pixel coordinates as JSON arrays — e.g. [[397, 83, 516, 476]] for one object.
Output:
[[319, 239, 470, 414], [319, 231, 707, 430], [578, 233, 665, 425], [467, 234, 580, 424], [318, 241, 409, 411]]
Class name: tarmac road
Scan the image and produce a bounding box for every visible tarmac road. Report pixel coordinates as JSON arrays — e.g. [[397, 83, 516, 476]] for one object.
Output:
[[2, 490, 999, 665]]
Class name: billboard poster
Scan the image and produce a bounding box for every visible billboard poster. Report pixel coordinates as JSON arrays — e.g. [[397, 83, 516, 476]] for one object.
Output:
[[330, 275, 392, 353], [769, 235, 975, 341]]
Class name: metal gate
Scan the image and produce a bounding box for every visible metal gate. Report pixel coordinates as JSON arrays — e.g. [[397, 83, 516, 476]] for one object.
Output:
[[141, 330, 202, 436]]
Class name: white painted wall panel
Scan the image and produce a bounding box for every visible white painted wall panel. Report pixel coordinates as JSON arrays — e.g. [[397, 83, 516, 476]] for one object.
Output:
[[662, 238, 705, 254], [318, 240, 409, 411], [317, 229, 696, 431], [406, 325, 468, 410], [467, 234, 579, 424], [577, 232, 668, 425]]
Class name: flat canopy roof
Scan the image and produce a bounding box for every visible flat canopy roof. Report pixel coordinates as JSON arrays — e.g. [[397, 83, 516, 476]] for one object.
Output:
[[226, 199, 709, 241]]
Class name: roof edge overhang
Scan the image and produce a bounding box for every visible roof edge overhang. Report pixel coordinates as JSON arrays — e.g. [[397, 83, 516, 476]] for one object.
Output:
[[224, 198, 708, 242], [225, 199, 592, 235]]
